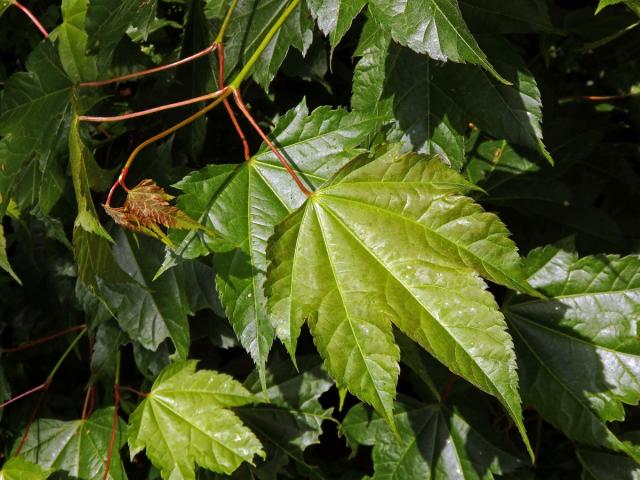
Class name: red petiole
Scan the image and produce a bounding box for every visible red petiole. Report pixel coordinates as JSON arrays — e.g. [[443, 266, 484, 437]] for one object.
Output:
[[12, 1, 49, 38]]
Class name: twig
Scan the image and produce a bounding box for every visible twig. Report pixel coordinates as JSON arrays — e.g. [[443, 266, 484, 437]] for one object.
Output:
[[102, 352, 121, 480]]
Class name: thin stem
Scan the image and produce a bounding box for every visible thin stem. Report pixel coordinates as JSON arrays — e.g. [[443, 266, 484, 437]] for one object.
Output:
[[0, 382, 48, 409], [218, 45, 251, 160], [78, 88, 227, 123], [233, 90, 311, 195], [215, 0, 240, 44], [102, 352, 121, 480], [14, 385, 49, 455], [79, 45, 216, 88], [122, 385, 148, 397], [13, 1, 49, 38], [106, 89, 232, 204], [1, 324, 86, 353], [47, 328, 87, 382], [229, 0, 301, 88]]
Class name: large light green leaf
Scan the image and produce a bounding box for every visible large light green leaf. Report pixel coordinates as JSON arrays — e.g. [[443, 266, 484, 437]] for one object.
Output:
[[128, 361, 264, 479], [342, 396, 525, 479], [307, 0, 367, 49], [0, 457, 51, 480], [100, 230, 219, 360], [367, 0, 506, 82], [237, 355, 334, 478], [17, 408, 127, 480], [51, 0, 98, 82], [220, 0, 314, 90], [504, 240, 640, 462], [266, 145, 533, 453], [352, 23, 550, 168], [165, 101, 378, 384]]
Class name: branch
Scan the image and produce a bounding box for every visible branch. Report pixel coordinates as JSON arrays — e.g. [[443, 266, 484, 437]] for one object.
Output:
[[1, 324, 86, 353]]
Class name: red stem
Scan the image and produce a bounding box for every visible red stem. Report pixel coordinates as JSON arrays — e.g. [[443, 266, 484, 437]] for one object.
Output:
[[0, 381, 48, 409], [233, 90, 311, 195], [78, 88, 227, 123], [80, 44, 216, 88], [1, 324, 86, 353], [217, 45, 251, 161], [102, 383, 121, 480], [121, 385, 148, 397], [14, 383, 50, 455], [440, 375, 456, 403], [13, 1, 49, 37]]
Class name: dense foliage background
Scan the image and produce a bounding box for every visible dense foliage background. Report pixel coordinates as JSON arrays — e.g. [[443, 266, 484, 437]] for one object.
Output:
[[0, 0, 639, 478]]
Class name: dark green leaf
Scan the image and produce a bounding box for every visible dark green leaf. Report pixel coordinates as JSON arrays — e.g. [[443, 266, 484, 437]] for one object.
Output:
[[86, 0, 157, 70], [342, 397, 525, 479], [460, 0, 554, 33], [577, 446, 640, 480], [504, 241, 640, 461], [237, 355, 334, 478], [220, 0, 314, 90], [100, 230, 219, 360]]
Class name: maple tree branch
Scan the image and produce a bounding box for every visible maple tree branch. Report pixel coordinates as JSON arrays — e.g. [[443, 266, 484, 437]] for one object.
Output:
[[12, 1, 49, 38], [218, 44, 251, 160], [102, 351, 121, 480], [233, 90, 311, 196], [1, 324, 86, 353], [79, 44, 217, 88], [78, 88, 227, 123]]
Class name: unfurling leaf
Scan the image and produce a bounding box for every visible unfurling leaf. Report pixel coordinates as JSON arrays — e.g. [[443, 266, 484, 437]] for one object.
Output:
[[104, 179, 210, 247]]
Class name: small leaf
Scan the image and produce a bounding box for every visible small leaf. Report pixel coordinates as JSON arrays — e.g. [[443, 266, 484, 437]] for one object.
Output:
[[17, 408, 127, 480], [128, 361, 264, 479], [0, 457, 51, 480], [0, 0, 12, 17], [266, 145, 533, 455]]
